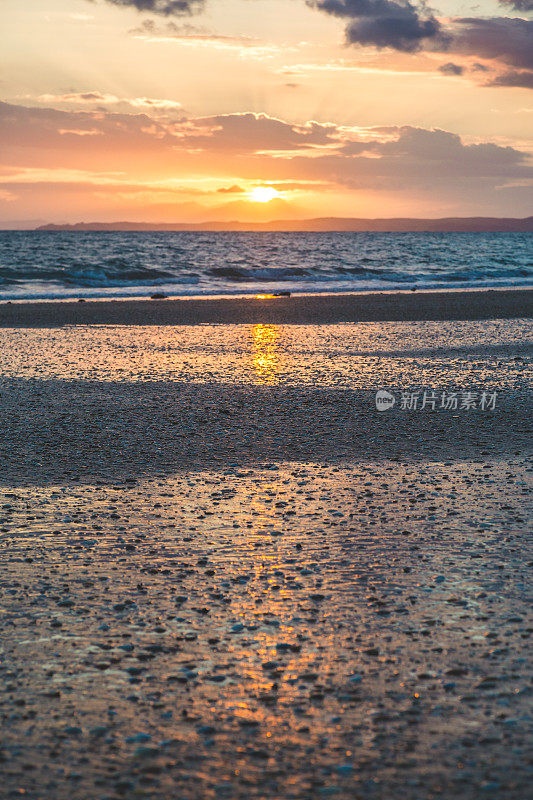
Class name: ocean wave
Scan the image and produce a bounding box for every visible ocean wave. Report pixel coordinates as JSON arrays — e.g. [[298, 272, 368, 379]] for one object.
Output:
[[208, 266, 309, 281], [0, 230, 531, 300]]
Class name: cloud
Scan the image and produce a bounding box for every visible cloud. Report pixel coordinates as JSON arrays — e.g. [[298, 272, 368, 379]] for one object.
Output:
[[498, 0, 533, 11], [94, 0, 533, 93], [130, 19, 248, 43], [310, 3, 533, 72], [187, 112, 341, 152], [448, 17, 533, 90], [438, 62, 464, 76], [307, 0, 447, 52], [36, 92, 183, 112], [1, 102, 531, 217], [0, 103, 341, 180], [488, 69, 533, 88], [129, 97, 183, 109], [217, 184, 244, 193], [38, 92, 120, 104], [306, 0, 533, 89], [130, 20, 252, 44], [450, 18, 533, 72], [269, 124, 533, 204], [58, 128, 104, 136], [128, 19, 280, 56], [372, 126, 526, 171], [99, 0, 205, 15], [0, 101, 183, 173]]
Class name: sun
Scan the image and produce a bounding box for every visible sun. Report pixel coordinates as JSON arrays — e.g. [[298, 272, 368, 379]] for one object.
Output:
[[247, 186, 281, 203]]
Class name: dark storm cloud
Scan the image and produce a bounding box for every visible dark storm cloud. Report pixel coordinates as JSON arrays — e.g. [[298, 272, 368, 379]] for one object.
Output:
[[99, 0, 205, 15], [307, 0, 447, 52], [438, 62, 464, 75]]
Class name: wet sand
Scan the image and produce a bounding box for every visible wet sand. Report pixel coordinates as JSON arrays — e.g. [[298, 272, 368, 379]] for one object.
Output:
[[0, 287, 532, 327], [0, 318, 531, 799]]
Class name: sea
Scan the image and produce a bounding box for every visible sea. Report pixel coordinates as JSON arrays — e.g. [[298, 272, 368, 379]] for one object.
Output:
[[0, 230, 531, 301]]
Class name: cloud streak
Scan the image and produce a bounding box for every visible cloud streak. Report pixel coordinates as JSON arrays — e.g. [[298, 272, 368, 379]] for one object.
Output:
[[128, 20, 280, 55], [36, 92, 183, 113], [99, 0, 205, 15]]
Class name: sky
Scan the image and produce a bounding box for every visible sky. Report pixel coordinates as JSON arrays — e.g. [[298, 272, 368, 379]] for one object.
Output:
[[1, 0, 532, 224]]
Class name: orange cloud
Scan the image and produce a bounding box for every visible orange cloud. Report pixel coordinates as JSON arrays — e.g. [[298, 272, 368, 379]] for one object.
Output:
[[1, 101, 531, 220]]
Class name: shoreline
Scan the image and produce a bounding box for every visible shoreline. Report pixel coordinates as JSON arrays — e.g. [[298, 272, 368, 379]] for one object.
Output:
[[1, 287, 532, 327]]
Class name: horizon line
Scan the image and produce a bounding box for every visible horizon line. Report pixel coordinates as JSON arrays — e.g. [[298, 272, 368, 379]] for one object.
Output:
[[24, 214, 533, 234]]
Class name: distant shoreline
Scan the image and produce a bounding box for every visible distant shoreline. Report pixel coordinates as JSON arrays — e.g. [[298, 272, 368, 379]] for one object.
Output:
[[27, 216, 533, 233], [1, 287, 532, 327]]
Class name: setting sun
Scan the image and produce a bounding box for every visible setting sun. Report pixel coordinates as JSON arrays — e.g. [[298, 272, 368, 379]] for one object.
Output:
[[248, 187, 281, 203]]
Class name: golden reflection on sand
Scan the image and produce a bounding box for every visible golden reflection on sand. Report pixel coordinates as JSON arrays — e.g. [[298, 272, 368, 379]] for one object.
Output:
[[251, 324, 283, 383]]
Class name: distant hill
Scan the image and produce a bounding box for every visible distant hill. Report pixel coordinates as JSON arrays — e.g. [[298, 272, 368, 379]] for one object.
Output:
[[36, 216, 533, 232]]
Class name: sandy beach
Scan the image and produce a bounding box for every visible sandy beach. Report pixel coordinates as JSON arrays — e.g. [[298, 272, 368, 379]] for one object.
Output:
[[1, 287, 532, 327], [0, 293, 531, 800]]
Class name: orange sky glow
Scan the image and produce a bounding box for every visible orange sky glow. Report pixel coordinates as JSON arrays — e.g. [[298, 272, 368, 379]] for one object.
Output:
[[0, 0, 532, 225]]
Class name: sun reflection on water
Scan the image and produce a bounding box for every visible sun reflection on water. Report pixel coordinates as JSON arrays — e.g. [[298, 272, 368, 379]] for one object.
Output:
[[251, 324, 283, 384]]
